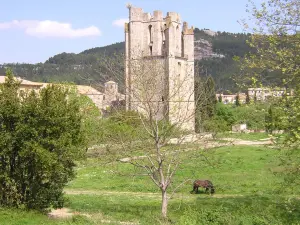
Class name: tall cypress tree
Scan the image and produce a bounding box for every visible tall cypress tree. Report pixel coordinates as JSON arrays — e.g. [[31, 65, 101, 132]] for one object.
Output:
[[218, 94, 223, 103], [195, 76, 217, 132], [246, 92, 250, 104], [235, 93, 241, 106]]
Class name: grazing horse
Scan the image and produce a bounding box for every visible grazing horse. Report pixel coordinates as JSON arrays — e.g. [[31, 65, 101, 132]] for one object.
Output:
[[190, 180, 215, 194]]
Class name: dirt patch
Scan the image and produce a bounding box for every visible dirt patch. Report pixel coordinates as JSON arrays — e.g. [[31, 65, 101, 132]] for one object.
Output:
[[48, 208, 74, 219], [65, 189, 159, 197], [48, 208, 139, 224], [220, 138, 273, 146]]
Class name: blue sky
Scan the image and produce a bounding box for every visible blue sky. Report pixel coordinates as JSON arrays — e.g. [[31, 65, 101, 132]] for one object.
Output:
[[0, 0, 259, 64]]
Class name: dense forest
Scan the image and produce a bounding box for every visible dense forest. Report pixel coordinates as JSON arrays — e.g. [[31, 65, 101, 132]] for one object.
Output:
[[0, 29, 254, 92]]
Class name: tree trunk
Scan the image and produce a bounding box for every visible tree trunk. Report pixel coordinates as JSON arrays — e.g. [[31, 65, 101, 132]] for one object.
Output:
[[161, 189, 168, 218]]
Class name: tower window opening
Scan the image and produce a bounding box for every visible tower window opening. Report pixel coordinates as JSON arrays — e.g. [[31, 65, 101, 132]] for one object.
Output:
[[181, 35, 184, 57], [178, 62, 181, 75], [148, 25, 153, 43], [150, 46, 153, 55]]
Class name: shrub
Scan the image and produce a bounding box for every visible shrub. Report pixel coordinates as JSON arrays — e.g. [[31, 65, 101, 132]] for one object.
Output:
[[0, 70, 84, 210], [233, 104, 267, 130]]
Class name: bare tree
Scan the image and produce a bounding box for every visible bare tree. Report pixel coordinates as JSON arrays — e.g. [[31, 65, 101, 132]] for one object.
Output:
[[97, 51, 213, 218]]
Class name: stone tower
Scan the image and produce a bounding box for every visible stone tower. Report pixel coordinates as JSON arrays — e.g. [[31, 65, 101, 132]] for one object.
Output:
[[125, 6, 195, 131]]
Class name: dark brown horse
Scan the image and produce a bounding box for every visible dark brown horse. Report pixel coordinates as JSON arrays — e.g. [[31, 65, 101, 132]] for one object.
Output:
[[190, 180, 215, 194]]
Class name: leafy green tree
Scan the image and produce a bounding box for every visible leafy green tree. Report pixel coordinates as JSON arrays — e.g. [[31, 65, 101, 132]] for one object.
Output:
[[241, 0, 299, 138], [68, 88, 102, 148], [0, 69, 84, 210], [240, 0, 300, 189], [265, 103, 286, 133], [242, 0, 299, 88]]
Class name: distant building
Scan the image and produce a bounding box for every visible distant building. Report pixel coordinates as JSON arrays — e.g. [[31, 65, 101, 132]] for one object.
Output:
[[0, 76, 124, 114], [103, 81, 125, 109], [0, 76, 43, 93], [248, 88, 287, 101], [216, 93, 246, 104]]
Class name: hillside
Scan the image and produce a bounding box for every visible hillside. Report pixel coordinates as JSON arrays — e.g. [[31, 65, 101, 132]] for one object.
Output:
[[0, 29, 252, 92]]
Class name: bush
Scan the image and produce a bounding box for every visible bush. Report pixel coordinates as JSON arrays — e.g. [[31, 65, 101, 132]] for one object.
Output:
[[0, 70, 84, 210], [203, 117, 229, 136], [233, 104, 267, 130], [215, 103, 236, 127]]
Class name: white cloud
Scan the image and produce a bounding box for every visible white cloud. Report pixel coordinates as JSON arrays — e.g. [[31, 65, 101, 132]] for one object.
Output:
[[113, 18, 129, 27], [0, 20, 101, 38]]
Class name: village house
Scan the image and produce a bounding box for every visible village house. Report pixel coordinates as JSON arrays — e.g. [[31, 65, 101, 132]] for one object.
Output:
[[0, 76, 124, 114], [216, 93, 246, 104], [248, 87, 287, 101]]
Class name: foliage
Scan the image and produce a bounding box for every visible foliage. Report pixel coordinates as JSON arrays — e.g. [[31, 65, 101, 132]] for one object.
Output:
[[239, 0, 300, 188], [203, 102, 269, 132], [0, 69, 84, 210], [203, 116, 229, 136], [265, 101, 286, 133], [214, 103, 236, 128], [233, 103, 268, 130], [89, 110, 154, 147], [241, 0, 300, 89], [69, 90, 102, 148], [240, 0, 300, 140], [195, 76, 217, 132], [280, 89, 300, 147]]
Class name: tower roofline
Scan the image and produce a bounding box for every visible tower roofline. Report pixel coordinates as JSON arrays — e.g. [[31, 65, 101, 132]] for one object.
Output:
[[127, 6, 186, 24]]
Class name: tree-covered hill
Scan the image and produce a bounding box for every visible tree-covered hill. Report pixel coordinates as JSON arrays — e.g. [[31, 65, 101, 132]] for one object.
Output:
[[0, 29, 252, 92]]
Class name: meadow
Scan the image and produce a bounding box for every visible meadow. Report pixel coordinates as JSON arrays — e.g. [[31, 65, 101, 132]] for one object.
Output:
[[2, 140, 300, 224]]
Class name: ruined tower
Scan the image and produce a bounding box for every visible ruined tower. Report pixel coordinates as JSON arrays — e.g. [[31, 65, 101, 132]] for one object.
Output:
[[125, 6, 195, 131]]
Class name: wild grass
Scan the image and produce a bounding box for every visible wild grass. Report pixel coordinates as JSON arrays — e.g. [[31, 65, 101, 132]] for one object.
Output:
[[67, 145, 287, 195], [64, 194, 300, 224], [2, 144, 300, 224]]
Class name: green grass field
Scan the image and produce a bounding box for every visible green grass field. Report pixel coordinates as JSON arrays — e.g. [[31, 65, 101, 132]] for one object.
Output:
[[1, 143, 300, 224]]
